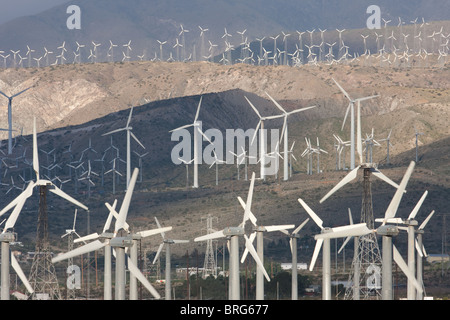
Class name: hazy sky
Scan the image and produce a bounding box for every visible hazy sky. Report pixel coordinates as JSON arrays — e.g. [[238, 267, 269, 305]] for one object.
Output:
[[0, 0, 68, 25]]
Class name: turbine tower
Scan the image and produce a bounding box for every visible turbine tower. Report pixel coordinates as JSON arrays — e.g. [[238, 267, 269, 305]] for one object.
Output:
[[102, 106, 145, 189], [0, 87, 32, 155], [201, 214, 218, 279], [332, 78, 379, 169]]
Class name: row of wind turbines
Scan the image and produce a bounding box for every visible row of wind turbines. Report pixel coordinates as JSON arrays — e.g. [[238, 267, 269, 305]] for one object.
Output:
[[0, 18, 448, 69], [0, 79, 435, 300]]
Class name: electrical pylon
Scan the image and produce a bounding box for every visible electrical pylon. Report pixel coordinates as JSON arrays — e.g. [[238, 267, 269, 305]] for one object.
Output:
[[28, 186, 62, 300], [344, 166, 382, 300], [202, 214, 218, 279]]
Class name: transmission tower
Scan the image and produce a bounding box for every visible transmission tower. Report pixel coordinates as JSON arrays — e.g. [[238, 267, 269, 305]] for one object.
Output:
[[28, 186, 62, 300], [201, 214, 218, 279], [344, 165, 383, 300]]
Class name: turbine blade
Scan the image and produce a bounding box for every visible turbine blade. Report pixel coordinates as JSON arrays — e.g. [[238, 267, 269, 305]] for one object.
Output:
[[298, 198, 323, 229], [393, 245, 423, 294], [11, 253, 34, 294], [137, 227, 173, 238], [237, 196, 257, 226], [355, 95, 379, 103], [126, 107, 134, 128], [293, 218, 310, 235], [371, 168, 401, 189], [169, 123, 194, 132], [152, 243, 165, 264], [314, 223, 371, 240], [244, 234, 270, 282], [3, 182, 33, 231], [126, 255, 160, 299], [244, 96, 261, 118], [338, 236, 352, 254], [309, 239, 323, 271], [74, 232, 100, 244], [103, 200, 117, 233], [52, 240, 106, 263], [407, 190, 428, 220], [419, 210, 435, 230], [320, 166, 360, 203], [50, 185, 88, 211], [115, 168, 139, 232], [332, 78, 352, 101], [102, 127, 126, 136], [341, 103, 351, 131], [384, 161, 415, 221], [194, 229, 226, 242], [265, 91, 286, 113], [130, 131, 145, 149], [240, 232, 256, 263], [264, 224, 295, 232], [194, 96, 203, 122]]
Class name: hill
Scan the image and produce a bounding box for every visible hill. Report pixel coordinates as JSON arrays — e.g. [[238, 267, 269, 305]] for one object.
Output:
[[0, 0, 448, 63]]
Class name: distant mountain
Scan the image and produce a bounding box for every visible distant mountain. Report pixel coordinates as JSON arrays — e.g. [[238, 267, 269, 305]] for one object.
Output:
[[0, 0, 448, 64]]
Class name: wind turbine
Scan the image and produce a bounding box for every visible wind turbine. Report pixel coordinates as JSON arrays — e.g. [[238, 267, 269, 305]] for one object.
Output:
[[209, 149, 225, 186], [194, 172, 269, 300], [265, 92, 317, 181], [378, 129, 393, 165], [102, 106, 145, 189], [279, 218, 309, 300], [244, 96, 283, 181], [0, 117, 88, 216], [0, 118, 88, 298], [105, 157, 122, 194], [238, 174, 295, 300], [369, 161, 425, 300], [152, 217, 189, 300], [332, 78, 379, 169], [0, 86, 32, 155], [170, 96, 210, 188], [0, 182, 35, 299], [298, 198, 371, 300], [53, 168, 169, 300]]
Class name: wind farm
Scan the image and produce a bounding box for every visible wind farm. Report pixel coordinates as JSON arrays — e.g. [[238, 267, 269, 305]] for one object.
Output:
[[0, 0, 449, 303]]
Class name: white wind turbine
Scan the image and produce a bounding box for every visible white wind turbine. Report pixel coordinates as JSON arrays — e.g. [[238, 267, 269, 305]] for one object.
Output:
[[157, 40, 167, 61], [0, 86, 32, 155], [108, 40, 118, 62], [123, 41, 132, 62], [0, 182, 35, 300], [298, 198, 371, 300], [0, 117, 88, 216], [378, 129, 393, 165], [75, 42, 84, 64], [279, 218, 309, 300], [53, 168, 170, 300], [170, 96, 210, 188], [102, 106, 145, 189], [332, 78, 379, 169], [152, 217, 189, 300], [209, 149, 225, 186], [239, 173, 294, 300], [265, 91, 317, 181], [369, 161, 425, 300], [333, 134, 350, 170], [194, 172, 269, 300], [244, 96, 284, 181]]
